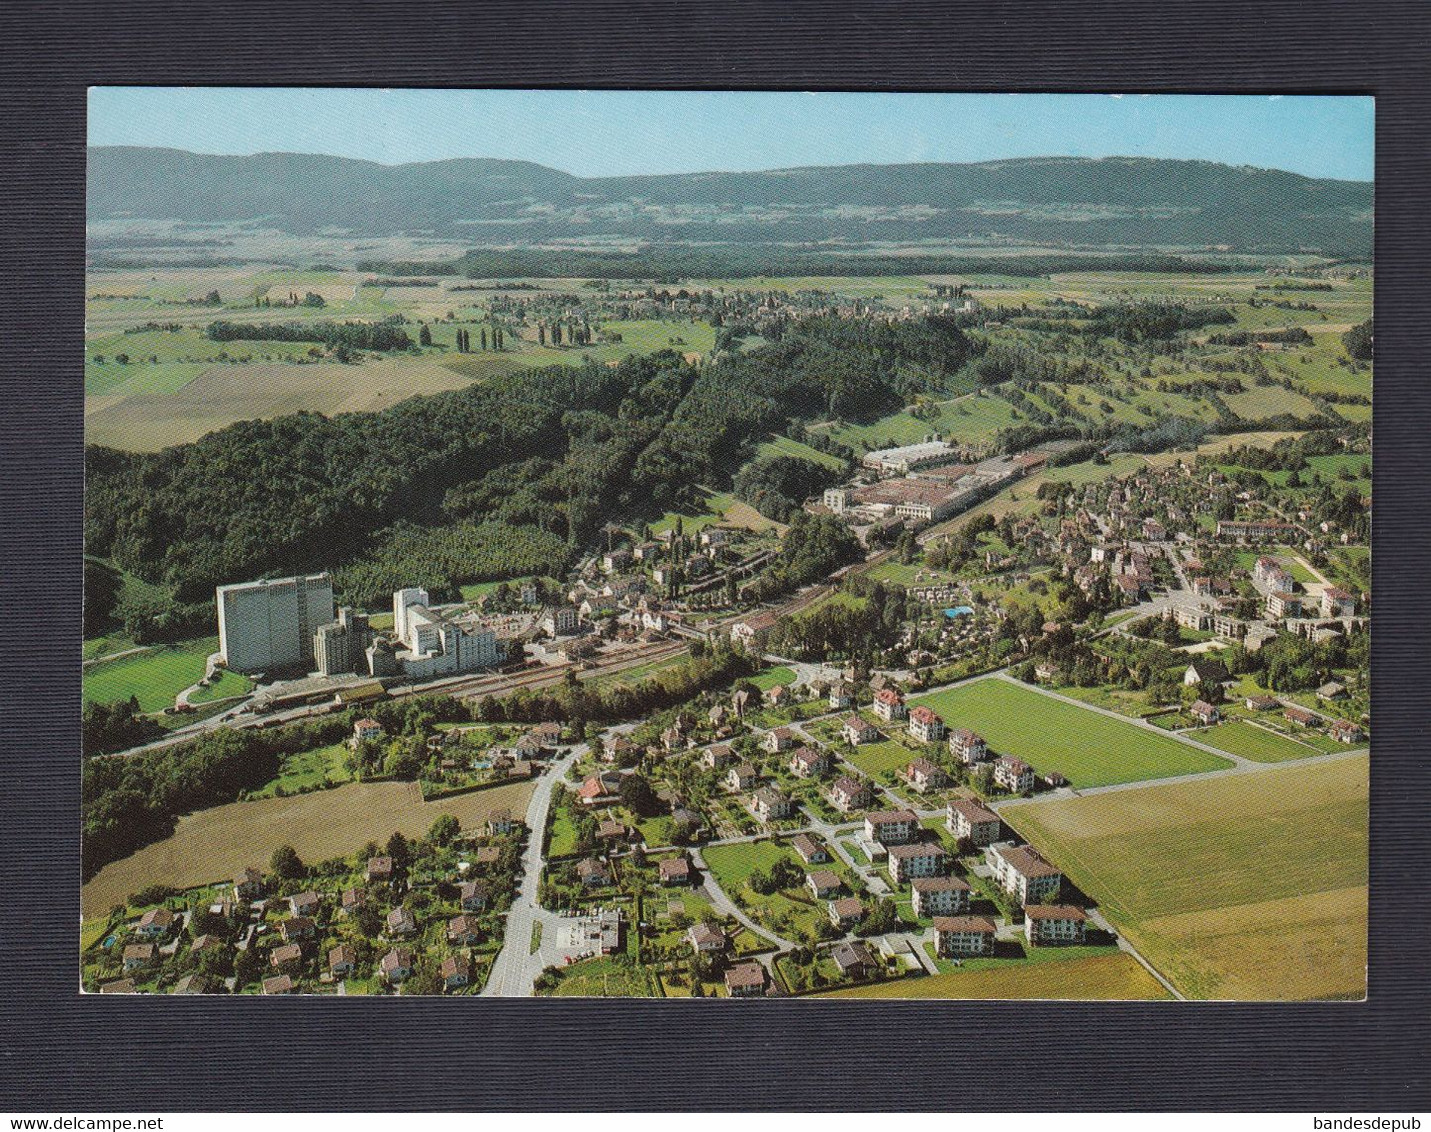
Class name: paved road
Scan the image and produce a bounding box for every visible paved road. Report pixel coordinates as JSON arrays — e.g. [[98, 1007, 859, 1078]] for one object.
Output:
[[1086, 907, 1186, 1001], [481, 742, 588, 997]]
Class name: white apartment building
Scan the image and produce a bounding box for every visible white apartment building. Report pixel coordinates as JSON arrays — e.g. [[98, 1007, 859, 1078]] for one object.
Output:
[[216, 573, 335, 674]]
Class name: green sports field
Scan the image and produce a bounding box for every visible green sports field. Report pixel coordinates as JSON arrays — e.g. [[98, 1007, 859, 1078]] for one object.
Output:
[[906, 677, 1232, 788], [82, 636, 218, 713]]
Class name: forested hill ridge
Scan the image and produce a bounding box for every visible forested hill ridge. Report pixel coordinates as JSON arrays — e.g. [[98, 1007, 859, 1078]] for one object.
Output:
[[88, 147, 1372, 258], [84, 314, 971, 609]]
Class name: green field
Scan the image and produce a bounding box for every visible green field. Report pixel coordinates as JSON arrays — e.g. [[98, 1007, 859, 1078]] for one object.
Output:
[[908, 677, 1231, 788], [82, 636, 218, 713], [749, 666, 797, 691], [756, 434, 847, 472], [544, 955, 660, 998], [1190, 720, 1330, 763], [1004, 755, 1368, 1000], [248, 742, 355, 800], [700, 840, 830, 942], [188, 668, 254, 704]]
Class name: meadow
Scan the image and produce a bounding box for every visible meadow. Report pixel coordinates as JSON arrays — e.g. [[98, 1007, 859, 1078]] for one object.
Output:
[[81, 777, 535, 916], [907, 677, 1232, 788], [1189, 719, 1329, 763], [700, 839, 840, 942], [82, 636, 217, 713], [1003, 754, 1368, 1000]]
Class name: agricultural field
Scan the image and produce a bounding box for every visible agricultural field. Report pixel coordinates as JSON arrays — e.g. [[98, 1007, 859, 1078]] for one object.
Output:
[[82, 636, 217, 713], [81, 778, 535, 916], [1004, 754, 1368, 1000], [1189, 719, 1330, 763], [816, 951, 1171, 1000], [908, 677, 1232, 788]]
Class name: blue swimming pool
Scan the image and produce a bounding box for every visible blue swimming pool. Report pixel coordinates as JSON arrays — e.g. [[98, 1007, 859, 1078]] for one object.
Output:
[[943, 606, 975, 618]]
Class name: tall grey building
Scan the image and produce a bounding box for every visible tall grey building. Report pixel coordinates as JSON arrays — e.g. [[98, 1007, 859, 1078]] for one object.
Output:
[[216, 573, 335, 674], [313, 607, 373, 676]]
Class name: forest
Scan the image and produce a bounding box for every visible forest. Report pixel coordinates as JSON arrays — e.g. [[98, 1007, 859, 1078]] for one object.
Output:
[[85, 314, 972, 608]]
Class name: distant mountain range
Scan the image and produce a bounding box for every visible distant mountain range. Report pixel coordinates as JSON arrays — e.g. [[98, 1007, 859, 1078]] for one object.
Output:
[[87, 147, 1373, 258]]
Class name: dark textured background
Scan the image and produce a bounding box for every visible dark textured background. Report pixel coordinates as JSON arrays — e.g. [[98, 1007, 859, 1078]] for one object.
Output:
[[2, 0, 1427, 1112]]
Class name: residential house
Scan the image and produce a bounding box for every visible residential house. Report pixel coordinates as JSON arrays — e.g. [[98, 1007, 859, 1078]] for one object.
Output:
[[830, 940, 879, 980], [288, 891, 320, 919], [447, 915, 482, 946], [366, 856, 394, 883], [750, 787, 796, 822], [873, 687, 907, 722], [385, 907, 417, 938], [262, 975, 295, 995], [278, 916, 315, 942], [270, 943, 303, 973], [764, 683, 791, 709], [806, 870, 844, 899], [597, 818, 627, 845], [380, 947, 414, 984], [912, 875, 972, 918], [687, 922, 728, 954], [792, 833, 830, 865], [840, 715, 880, 745], [134, 907, 174, 940], [829, 776, 874, 813], [763, 728, 796, 753], [1285, 705, 1321, 728], [903, 757, 950, 793], [887, 842, 949, 884], [99, 979, 137, 994], [233, 867, 265, 901], [1024, 905, 1089, 946], [576, 857, 613, 888], [658, 857, 693, 887], [441, 955, 472, 991], [1184, 659, 1230, 687], [458, 881, 489, 913], [864, 809, 919, 846], [908, 705, 947, 744], [172, 974, 211, 995], [828, 896, 865, 929], [789, 745, 832, 778], [1246, 694, 1280, 712], [727, 763, 760, 791], [1190, 700, 1221, 726], [947, 728, 988, 766], [993, 756, 1035, 795], [933, 916, 997, 958], [189, 934, 225, 956], [703, 743, 735, 770], [724, 961, 767, 998], [121, 943, 155, 972], [1321, 587, 1356, 617], [1329, 719, 1365, 744], [328, 944, 358, 977], [987, 844, 1063, 906], [828, 682, 854, 710], [946, 799, 1001, 847], [1266, 591, 1302, 619], [1317, 680, 1348, 702]]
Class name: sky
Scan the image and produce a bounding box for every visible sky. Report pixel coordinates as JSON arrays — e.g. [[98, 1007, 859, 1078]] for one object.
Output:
[[88, 89, 1374, 182]]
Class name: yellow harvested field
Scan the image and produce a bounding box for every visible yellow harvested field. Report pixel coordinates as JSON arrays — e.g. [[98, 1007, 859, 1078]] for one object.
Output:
[[1140, 886, 1366, 1002], [84, 360, 478, 450], [81, 778, 534, 915], [816, 952, 1171, 1001], [1005, 754, 1368, 1000]]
